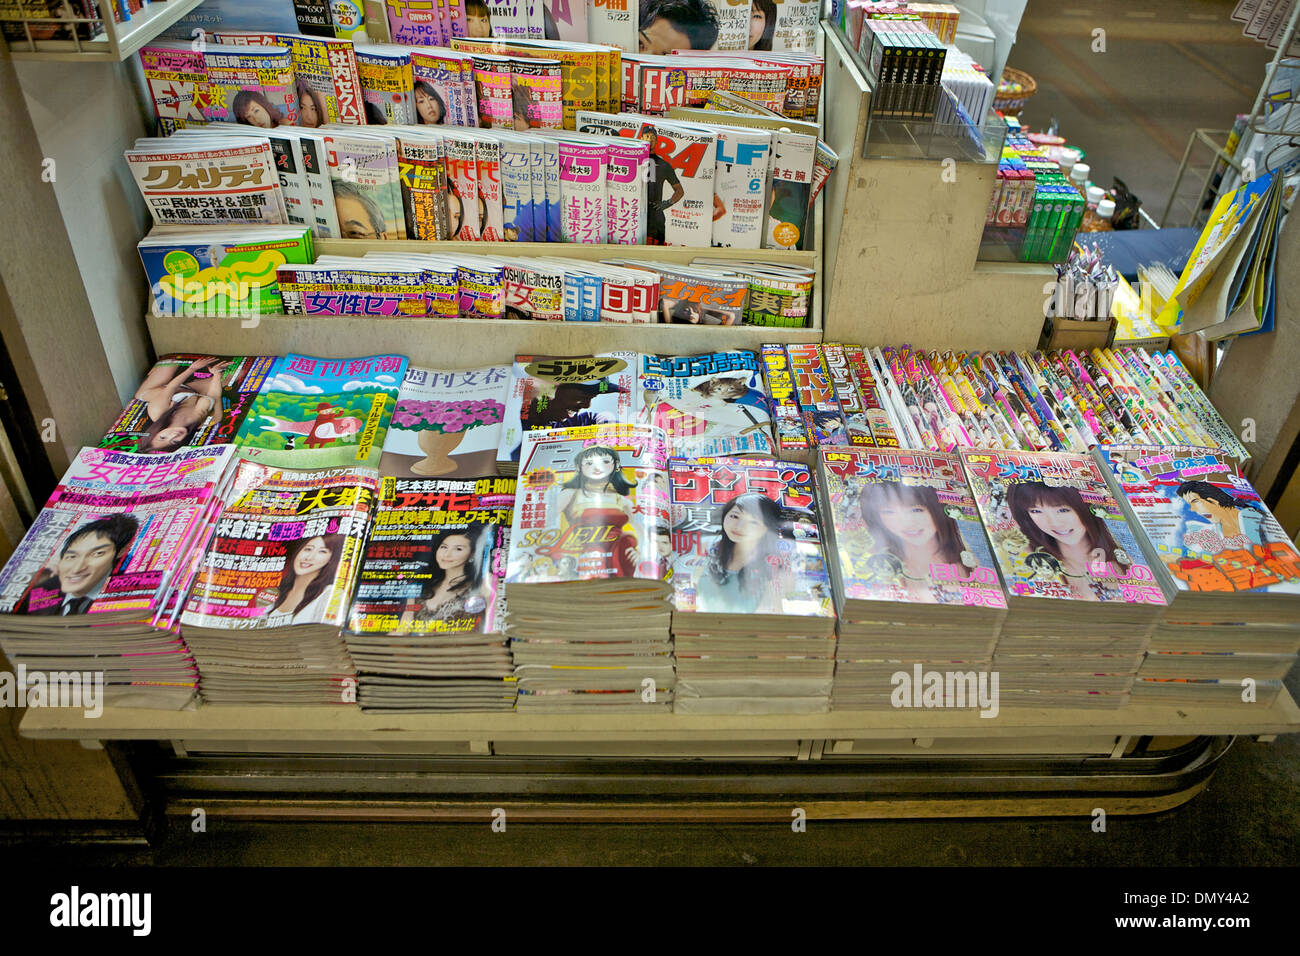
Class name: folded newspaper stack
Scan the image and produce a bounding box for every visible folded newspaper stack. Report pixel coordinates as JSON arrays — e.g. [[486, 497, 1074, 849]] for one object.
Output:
[[344, 477, 519, 712], [962, 449, 1167, 709], [505, 423, 675, 712], [668, 456, 837, 714], [180, 459, 378, 705], [1096, 445, 1300, 706], [0, 446, 239, 710], [815, 447, 1006, 711]]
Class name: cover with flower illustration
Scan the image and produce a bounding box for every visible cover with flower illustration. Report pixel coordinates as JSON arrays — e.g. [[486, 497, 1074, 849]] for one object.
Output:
[[959, 448, 1166, 610], [379, 365, 510, 479], [233, 353, 408, 469], [815, 447, 1005, 615]]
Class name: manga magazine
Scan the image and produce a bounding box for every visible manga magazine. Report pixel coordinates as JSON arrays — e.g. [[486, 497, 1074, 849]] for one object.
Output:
[[668, 455, 834, 623], [637, 350, 775, 459], [960, 449, 1167, 610], [506, 422, 668, 585]]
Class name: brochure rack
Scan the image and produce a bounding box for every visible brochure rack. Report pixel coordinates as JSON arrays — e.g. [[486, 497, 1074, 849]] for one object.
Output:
[[2, 16, 1299, 825]]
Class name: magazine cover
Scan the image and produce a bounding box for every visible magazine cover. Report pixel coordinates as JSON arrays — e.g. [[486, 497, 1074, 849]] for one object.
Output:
[[542, 0, 588, 40], [711, 125, 770, 248], [499, 135, 535, 240], [575, 111, 715, 246], [506, 422, 668, 583], [587, 0, 637, 51], [0, 446, 235, 620], [770, 0, 818, 51], [139, 43, 208, 129], [559, 141, 609, 243], [510, 58, 564, 128], [137, 227, 314, 317], [786, 343, 849, 447], [443, 133, 482, 239], [380, 365, 511, 478], [411, 49, 479, 126], [704, 0, 752, 50], [498, 352, 639, 466], [126, 141, 286, 227], [638, 350, 775, 458], [101, 354, 277, 456], [234, 353, 409, 469], [212, 32, 366, 126], [961, 449, 1167, 606], [503, 262, 566, 321], [819, 448, 1006, 609], [181, 460, 378, 630], [347, 477, 516, 635], [202, 45, 297, 126], [396, 135, 451, 239], [385, 0, 447, 44], [356, 45, 416, 124], [605, 138, 649, 244], [1096, 445, 1300, 595], [473, 53, 516, 127], [668, 456, 834, 617], [325, 131, 404, 239], [764, 129, 815, 249]]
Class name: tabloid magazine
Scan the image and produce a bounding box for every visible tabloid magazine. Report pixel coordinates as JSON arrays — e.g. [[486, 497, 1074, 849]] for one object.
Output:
[[181, 459, 377, 631], [347, 477, 516, 636], [100, 354, 277, 456]]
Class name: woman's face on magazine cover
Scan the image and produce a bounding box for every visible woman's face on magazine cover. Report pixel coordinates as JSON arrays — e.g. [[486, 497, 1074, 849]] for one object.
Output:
[[1181, 491, 1226, 522], [436, 534, 472, 571], [298, 89, 321, 126], [723, 500, 768, 546], [294, 537, 333, 578], [415, 86, 444, 124], [580, 452, 617, 483], [466, 8, 491, 36], [1026, 501, 1087, 547], [877, 500, 938, 549], [447, 193, 463, 236], [241, 100, 275, 129], [749, 6, 767, 47]]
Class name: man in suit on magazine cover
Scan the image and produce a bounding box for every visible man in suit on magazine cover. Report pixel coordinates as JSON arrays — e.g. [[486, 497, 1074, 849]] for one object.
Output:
[[16, 514, 139, 616]]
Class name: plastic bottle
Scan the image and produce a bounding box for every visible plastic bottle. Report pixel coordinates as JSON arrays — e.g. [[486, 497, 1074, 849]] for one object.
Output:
[[1069, 162, 1091, 197], [1086, 185, 1105, 211], [1081, 197, 1115, 232]]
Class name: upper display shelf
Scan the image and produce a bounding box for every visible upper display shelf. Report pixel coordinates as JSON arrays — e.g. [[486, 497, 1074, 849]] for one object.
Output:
[[2, 0, 205, 62]]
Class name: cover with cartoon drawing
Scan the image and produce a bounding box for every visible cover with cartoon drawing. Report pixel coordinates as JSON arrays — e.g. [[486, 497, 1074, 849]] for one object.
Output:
[[234, 353, 408, 469], [1095, 445, 1300, 606], [637, 350, 775, 459]]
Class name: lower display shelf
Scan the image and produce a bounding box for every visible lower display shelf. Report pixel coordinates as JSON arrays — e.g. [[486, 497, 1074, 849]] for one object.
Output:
[[20, 690, 1300, 745]]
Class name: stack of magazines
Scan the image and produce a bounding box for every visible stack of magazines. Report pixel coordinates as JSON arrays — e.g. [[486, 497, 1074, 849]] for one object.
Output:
[[668, 456, 837, 714], [815, 448, 1006, 710], [344, 477, 519, 712], [1097, 445, 1300, 705], [0, 446, 238, 710], [180, 458, 378, 705], [963, 449, 1167, 708], [505, 423, 675, 712]]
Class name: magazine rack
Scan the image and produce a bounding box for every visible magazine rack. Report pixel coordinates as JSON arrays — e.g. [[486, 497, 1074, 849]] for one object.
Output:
[[2, 0, 207, 62], [4, 16, 1300, 825]]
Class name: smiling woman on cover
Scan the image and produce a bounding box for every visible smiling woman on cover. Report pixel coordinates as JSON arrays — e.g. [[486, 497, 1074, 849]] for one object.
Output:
[[269, 534, 345, 624], [858, 480, 970, 603], [400, 527, 489, 626], [1007, 481, 1131, 602]]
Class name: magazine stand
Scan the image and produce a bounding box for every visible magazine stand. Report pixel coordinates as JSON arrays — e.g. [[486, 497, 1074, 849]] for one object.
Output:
[[3, 17, 1300, 826]]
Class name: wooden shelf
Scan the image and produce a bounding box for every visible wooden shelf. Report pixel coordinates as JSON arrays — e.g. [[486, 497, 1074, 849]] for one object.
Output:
[[20, 689, 1300, 744], [6, 0, 205, 62]]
